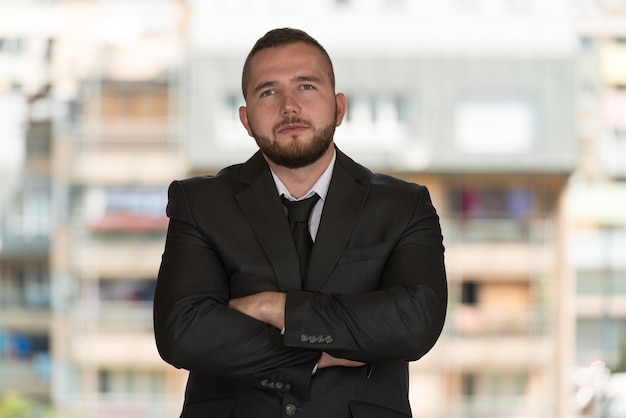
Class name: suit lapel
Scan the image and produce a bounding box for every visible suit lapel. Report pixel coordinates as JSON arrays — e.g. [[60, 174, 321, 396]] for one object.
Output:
[[307, 150, 370, 291], [234, 152, 303, 291]]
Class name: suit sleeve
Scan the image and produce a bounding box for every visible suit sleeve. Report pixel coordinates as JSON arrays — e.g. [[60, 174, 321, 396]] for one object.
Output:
[[153, 180, 319, 399], [283, 185, 447, 364]]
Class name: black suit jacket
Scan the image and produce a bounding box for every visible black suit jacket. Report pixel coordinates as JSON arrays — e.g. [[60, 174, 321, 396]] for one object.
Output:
[[154, 148, 447, 418]]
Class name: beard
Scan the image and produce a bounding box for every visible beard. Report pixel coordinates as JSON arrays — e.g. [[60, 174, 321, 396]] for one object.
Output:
[[251, 116, 336, 169]]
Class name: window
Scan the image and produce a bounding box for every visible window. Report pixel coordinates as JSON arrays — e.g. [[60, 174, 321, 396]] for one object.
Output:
[[101, 86, 169, 118], [463, 371, 528, 397], [345, 95, 408, 125], [462, 281, 479, 305], [449, 187, 534, 220], [458, 371, 529, 416], [0, 331, 49, 359], [86, 187, 168, 233], [99, 279, 156, 303], [454, 98, 536, 154], [577, 270, 626, 295], [0, 37, 24, 54], [6, 189, 51, 238], [98, 369, 164, 394], [224, 94, 243, 122], [16, 265, 50, 308], [0, 264, 50, 308], [44, 38, 54, 61], [448, 187, 540, 242], [577, 318, 626, 367], [104, 188, 166, 216], [462, 373, 476, 396], [569, 227, 626, 270]]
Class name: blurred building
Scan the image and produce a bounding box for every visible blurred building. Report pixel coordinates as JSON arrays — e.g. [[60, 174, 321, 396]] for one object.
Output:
[[0, 0, 56, 413], [46, 1, 189, 417], [4, 0, 620, 418], [567, 1, 626, 416]]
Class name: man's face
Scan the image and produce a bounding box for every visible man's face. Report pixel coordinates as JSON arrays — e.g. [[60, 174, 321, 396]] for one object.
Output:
[[239, 42, 346, 169]]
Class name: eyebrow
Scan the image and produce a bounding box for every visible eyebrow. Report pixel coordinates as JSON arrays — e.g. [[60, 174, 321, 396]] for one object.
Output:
[[252, 75, 324, 94], [292, 75, 323, 84]]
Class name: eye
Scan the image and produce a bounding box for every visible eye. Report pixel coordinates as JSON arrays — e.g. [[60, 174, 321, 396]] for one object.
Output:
[[260, 89, 277, 98], [299, 84, 315, 91]]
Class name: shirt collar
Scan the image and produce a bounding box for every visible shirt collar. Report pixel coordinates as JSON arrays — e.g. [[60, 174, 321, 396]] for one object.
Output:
[[271, 149, 336, 202]]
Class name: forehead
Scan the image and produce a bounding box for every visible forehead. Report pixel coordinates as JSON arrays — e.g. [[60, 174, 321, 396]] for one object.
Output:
[[247, 42, 331, 85]]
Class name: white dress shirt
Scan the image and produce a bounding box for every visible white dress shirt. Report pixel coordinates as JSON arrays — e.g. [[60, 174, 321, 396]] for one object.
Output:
[[270, 150, 336, 242]]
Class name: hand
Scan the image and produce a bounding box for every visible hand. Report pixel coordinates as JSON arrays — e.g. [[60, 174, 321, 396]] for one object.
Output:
[[317, 352, 365, 369], [228, 291, 286, 330]]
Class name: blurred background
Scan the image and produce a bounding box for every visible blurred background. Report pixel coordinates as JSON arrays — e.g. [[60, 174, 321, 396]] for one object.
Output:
[[0, 0, 625, 417]]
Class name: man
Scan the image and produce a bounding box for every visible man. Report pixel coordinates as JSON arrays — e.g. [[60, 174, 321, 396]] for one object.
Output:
[[154, 28, 447, 418]]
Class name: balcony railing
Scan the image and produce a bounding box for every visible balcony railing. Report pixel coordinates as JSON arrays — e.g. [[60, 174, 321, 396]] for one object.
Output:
[[73, 117, 181, 154], [69, 302, 153, 332], [442, 217, 554, 244], [449, 305, 548, 337], [0, 356, 51, 396]]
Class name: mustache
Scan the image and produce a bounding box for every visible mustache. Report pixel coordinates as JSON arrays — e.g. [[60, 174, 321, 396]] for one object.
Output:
[[273, 116, 311, 132]]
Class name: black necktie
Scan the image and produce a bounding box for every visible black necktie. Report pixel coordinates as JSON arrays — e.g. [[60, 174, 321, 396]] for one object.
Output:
[[282, 193, 320, 281]]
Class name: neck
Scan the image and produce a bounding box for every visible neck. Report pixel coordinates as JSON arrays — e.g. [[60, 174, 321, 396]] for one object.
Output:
[[266, 146, 334, 199]]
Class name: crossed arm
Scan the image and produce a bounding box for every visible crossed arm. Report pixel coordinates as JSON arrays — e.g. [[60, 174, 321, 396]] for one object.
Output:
[[229, 291, 365, 369]]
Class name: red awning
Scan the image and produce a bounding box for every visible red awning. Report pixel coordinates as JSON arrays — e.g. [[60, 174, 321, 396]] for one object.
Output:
[[89, 213, 168, 232]]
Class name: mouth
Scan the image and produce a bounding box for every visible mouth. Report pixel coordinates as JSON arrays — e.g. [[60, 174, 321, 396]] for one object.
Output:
[[276, 123, 309, 135]]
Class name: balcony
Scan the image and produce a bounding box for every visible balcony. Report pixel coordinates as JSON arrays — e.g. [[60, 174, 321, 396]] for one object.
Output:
[[450, 305, 547, 337], [68, 302, 159, 367], [0, 357, 50, 398], [576, 295, 626, 317], [435, 334, 553, 369], [442, 217, 555, 244], [71, 235, 164, 277], [445, 243, 554, 277], [0, 233, 49, 258], [0, 188, 51, 258], [61, 116, 186, 185], [70, 302, 153, 332], [0, 308, 51, 331]]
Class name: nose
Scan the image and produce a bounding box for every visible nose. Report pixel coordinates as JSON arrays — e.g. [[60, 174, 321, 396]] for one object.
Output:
[[281, 92, 300, 116]]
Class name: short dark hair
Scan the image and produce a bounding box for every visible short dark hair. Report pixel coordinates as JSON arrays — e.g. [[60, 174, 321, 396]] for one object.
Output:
[[241, 28, 335, 99]]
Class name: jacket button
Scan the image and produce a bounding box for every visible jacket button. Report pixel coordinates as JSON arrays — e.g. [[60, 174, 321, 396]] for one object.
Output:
[[284, 404, 297, 416]]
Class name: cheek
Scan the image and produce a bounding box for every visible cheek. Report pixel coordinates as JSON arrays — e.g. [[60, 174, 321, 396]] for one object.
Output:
[[246, 112, 274, 136]]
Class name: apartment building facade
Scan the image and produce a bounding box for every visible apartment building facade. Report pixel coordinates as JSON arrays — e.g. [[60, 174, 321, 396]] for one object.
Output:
[[47, 1, 190, 416], [567, 2, 626, 416], [0, 0, 594, 417], [0, 0, 56, 414]]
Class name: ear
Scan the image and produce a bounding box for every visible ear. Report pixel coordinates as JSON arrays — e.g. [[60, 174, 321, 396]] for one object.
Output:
[[239, 106, 253, 137], [335, 93, 347, 127]]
